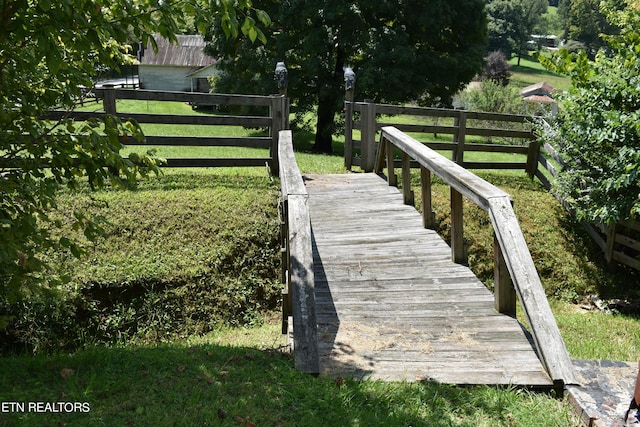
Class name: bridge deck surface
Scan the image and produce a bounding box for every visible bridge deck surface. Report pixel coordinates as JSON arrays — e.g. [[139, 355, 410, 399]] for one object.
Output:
[[304, 173, 553, 387]]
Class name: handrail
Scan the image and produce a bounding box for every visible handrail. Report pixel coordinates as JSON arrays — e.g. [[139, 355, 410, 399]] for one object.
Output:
[[377, 126, 577, 387], [277, 130, 319, 374]]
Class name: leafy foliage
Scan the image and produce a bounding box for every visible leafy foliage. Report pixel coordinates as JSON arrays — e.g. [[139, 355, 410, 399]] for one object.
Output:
[[456, 80, 524, 115], [0, 0, 269, 315], [486, 0, 548, 62], [540, 1, 640, 223], [205, 0, 487, 153], [558, 0, 625, 56], [483, 50, 512, 86]]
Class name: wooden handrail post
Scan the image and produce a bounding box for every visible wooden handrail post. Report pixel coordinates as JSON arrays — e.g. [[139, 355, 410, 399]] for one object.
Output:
[[361, 99, 377, 172], [386, 139, 397, 187], [270, 95, 285, 177], [401, 152, 414, 205], [420, 166, 435, 229], [344, 67, 355, 170], [451, 188, 466, 263], [494, 234, 516, 316], [102, 85, 117, 115]]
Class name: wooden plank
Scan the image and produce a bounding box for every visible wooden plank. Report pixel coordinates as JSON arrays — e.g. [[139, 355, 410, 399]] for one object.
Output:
[[279, 130, 318, 374], [47, 110, 272, 127], [278, 131, 306, 197], [133, 136, 271, 148], [163, 158, 269, 168], [95, 88, 274, 106], [305, 173, 553, 387], [288, 195, 319, 373]]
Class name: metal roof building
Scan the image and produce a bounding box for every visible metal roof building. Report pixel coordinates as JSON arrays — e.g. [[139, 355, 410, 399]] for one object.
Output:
[[138, 35, 217, 92]]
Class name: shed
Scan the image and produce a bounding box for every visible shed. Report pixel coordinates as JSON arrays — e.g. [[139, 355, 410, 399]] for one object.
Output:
[[520, 82, 558, 116], [138, 35, 217, 92]]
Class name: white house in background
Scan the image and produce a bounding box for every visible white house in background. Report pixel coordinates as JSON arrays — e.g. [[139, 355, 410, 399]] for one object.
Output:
[[138, 35, 217, 92]]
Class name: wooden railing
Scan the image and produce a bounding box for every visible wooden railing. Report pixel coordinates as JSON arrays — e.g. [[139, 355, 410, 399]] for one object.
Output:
[[47, 88, 288, 175], [278, 130, 319, 374], [345, 100, 537, 174], [376, 126, 577, 387]]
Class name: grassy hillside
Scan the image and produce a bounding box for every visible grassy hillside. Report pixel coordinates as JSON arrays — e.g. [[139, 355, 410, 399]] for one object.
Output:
[[509, 56, 571, 91]]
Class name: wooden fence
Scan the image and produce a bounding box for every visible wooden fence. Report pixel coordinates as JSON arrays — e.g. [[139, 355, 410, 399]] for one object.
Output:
[[534, 136, 640, 271], [47, 88, 289, 175], [376, 126, 577, 386], [345, 100, 537, 173]]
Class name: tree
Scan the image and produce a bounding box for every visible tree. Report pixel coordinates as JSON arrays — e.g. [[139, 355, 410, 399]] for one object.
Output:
[[486, 0, 548, 64], [0, 0, 268, 314], [483, 51, 512, 86], [558, 0, 625, 56], [205, 0, 487, 153], [539, 0, 640, 224]]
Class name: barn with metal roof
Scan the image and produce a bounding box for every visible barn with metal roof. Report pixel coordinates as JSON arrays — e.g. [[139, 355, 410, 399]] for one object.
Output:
[[138, 35, 217, 92]]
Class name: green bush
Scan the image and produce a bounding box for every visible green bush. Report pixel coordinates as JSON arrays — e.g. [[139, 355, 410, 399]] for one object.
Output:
[[539, 4, 640, 223]]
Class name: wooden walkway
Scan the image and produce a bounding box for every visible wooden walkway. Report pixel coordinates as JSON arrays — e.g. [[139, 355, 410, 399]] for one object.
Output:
[[304, 173, 553, 387]]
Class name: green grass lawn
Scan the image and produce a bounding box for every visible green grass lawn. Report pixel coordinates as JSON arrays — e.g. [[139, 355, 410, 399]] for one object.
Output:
[[509, 56, 571, 91]]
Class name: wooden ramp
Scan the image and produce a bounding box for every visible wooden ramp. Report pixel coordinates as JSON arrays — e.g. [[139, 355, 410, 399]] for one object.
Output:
[[304, 173, 553, 388]]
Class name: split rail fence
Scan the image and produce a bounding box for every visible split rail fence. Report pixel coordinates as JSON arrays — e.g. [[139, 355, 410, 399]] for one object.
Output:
[[345, 100, 537, 174], [46, 88, 289, 175]]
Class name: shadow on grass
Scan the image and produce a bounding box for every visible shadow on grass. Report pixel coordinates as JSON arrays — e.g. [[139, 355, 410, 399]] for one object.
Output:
[[0, 339, 569, 426]]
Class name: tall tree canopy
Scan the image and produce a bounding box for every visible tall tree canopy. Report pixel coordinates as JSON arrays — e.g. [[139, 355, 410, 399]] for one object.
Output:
[[486, 0, 548, 63], [205, 0, 487, 153], [0, 0, 268, 309], [540, 0, 640, 224], [558, 0, 624, 54]]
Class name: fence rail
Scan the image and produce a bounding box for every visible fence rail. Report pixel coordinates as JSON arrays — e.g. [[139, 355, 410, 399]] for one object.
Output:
[[376, 126, 577, 387], [47, 88, 288, 174], [345, 100, 536, 173]]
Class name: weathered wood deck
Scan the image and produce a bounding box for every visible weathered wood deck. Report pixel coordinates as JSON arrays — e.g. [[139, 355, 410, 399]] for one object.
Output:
[[304, 172, 553, 387]]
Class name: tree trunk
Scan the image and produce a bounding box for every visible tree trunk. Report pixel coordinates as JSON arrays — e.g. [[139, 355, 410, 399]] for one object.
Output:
[[313, 46, 346, 154], [314, 98, 336, 154]]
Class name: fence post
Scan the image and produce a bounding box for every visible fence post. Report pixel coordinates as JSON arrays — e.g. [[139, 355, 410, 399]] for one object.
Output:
[[271, 62, 289, 177], [526, 139, 540, 179], [102, 84, 117, 115], [452, 109, 467, 165], [401, 152, 414, 205], [360, 99, 376, 172], [344, 67, 355, 170], [605, 223, 617, 265]]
